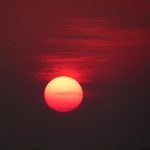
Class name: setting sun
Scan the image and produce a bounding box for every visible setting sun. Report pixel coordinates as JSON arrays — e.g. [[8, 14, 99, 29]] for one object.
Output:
[[44, 76, 83, 112]]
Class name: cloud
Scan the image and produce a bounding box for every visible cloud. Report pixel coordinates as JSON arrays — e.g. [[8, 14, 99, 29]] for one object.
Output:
[[34, 17, 150, 89]]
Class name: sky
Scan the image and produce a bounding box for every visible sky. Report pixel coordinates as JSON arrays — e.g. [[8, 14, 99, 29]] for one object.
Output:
[[1, 0, 150, 149]]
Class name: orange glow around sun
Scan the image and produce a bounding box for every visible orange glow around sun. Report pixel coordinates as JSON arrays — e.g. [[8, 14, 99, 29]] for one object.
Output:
[[44, 76, 83, 112]]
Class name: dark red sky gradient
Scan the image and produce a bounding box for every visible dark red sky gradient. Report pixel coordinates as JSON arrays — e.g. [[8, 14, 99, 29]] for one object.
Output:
[[1, 0, 150, 149]]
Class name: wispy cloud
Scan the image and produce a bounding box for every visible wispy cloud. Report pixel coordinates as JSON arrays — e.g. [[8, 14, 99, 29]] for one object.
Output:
[[36, 17, 149, 86]]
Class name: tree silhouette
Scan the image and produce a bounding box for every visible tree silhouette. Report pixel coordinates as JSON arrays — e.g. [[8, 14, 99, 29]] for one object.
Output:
[[33, 145, 41, 150]]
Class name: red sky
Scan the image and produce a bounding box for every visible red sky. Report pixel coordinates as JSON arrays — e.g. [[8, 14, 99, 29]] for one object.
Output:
[[1, 0, 150, 149]]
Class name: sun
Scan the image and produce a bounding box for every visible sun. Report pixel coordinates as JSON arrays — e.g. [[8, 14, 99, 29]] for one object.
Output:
[[44, 76, 83, 112]]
